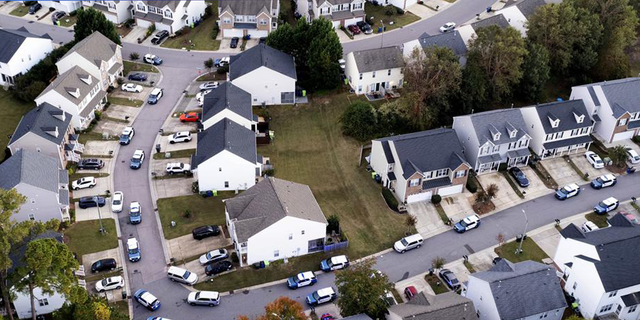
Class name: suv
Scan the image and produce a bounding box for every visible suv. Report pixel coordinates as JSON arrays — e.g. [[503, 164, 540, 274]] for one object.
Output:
[[78, 196, 105, 209], [393, 234, 423, 253], [167, 266, 198, 285], [306, 287, 336, 306], [591, 174, 617, 189], [127, 238, 141, 262], [439, 269, 460, 290], [594, 197, 619, 215], [166, 162, 191, 174], [28, 3, 42, 14], [555, 183, 580, 200], [129, 201, 142, 224], [151, 30, 170, 45], [52, 11, 65, 24], [144, 53, 163, 65], [91, 258, 116, 273], [134, 289, 161, 311], [147, 88, 163, 104], [77, 158, 104, 170], [287, 271, 317, 289], [168, 131, 192, 144], [453, 214, 481, 233], [320, 255, 349, 272], [625, 146, 640, 164], [128, 73, 147, 81], [204, 260, 233, 276], [192, 225, 220, 240], [130, 149, 145, 169], [187, 291, 220, 307], [71, 176, 96, 190], [214, 57, 229, 67], [119, 126, 135, 145], [95, 276, 124, 292], [581, 221, 600, 233]]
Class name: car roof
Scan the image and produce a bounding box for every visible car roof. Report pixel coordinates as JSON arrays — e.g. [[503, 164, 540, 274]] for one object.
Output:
[[127, 238, 138, 248], [298, 271, 315, 280], [80, 176, 95, 182], [198, 291, 219, 299], [123, 126, 133, 133], [209, 249, 225, 255], [140, 291, 157, 302], [602, 197, 618, 205], [113, 191, 123, 198], [403, 234, 423, 242], [134, 149, 144, 156], [316, 287, 335, 296], [564, 183, 579, 190], [107, 276, 123, 282], [463, 214, 480, 223], [601, 174, 616, 181], [151, 88, 162, 94], [130, 201, 140, 208], [176, 131, 190, 135], [168, 266, 186, 273], [330, 255, 348, 264]]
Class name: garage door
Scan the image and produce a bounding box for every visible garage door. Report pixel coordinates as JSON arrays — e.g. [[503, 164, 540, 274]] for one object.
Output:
[[136, 19, 151, 29], [223, 29, 244, 38], [331, 21, 341, 29], [248, 30, 268, 38], [344, 17, 363, 27], [438, 185, 463, 197], [155, 23, 171, 33], [613, 131, 634, 142], [407, 191, 432, 203]]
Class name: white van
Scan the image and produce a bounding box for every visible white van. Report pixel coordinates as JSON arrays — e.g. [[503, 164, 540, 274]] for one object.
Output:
[[394, 234, 424, 253], [168, 266, 198, 285]]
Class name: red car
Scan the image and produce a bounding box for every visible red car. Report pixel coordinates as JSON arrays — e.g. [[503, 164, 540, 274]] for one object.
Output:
[[179, 112, 199, 122], [404, 286, 418, 300], [348, 24, 361, 35]]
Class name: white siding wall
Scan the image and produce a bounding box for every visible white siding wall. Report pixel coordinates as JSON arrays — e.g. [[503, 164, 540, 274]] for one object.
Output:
[[196, 151, 256, 192], [114, 1, 134, 23], [35, 91, 85, 129], [369, 140, 389, 182], [9, 134, 63, 168], [12, 183, 63, 222], [521, 107, 546, 156], [452, 116, 481, 170], [0, 37, 53, 85], [345, 55, 404, 95], [39, 1, 82, 12], [563, 259, 605, 319], [464, 276, 501, 320], [203, 109, 253, 130], [232, 66, 296, 105], [12, 286, 66, 319], [571, 87, 617, 143]]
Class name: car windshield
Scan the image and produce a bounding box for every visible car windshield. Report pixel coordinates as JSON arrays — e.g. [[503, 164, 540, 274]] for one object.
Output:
[[400, 239, 409, 246], [459, 220, 469, 227], [450, 277, 459, 284], [131, 211, 140, 217], [149, 93, 158, 98], [312, 292, 320, 300], [101, 279, 110, 286], [596, 178, 604, 184], [128, 247, 139, 254], [598, 201, 606, 207], [113, 199, 121, 205], [183, 270, 191, 278], [326, 259, 334, 267], [559, 187, 570, 194]]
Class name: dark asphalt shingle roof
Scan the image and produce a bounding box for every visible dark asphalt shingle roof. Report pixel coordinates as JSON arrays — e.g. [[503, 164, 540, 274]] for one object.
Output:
[[36, 65, 100, 105], [9, 103, 72, 147], [515, 0, 546, 18], [229, 44, 296, 81], [472, 260, 567, 320], [202, 82, 253, 123], [471, 14, 511, 31], [418, 31, 468, 57], [142, 0, 180, 10], [61, 31, 118, 67], [339, 315, 373, 320], [388, 291, 477, 320], [468, 109, 530, 145], [193, 118, 257, 167], [576, 77, 640, 118], [0, 149, 61, 193], [543, 135, 592, 150], [381, 141, 394, 164], [0, 27, 50, 64], [220, 0, 274, 15], [226, 177, 327, 242], [352, 46, 405, 73], [532, 100, 593, 133]]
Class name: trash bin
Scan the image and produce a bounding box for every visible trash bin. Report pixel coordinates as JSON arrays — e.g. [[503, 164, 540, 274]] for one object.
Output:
[[378, 27, 383, 33], [155, 144, 161, 153], [516, 234, 523, 242], [122, 291, 127, 299]]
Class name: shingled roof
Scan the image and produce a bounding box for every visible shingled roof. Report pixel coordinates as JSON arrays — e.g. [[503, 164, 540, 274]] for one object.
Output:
[[388, 291, 477, 320], [219, 0, 276, 15], [352, 46, 405, 73], [192, 118, 257, 167], [581, 78, 640, 118], [202, 82, 253, 123], [9, 103, 72, 147], [36, 65, 101, 105], [467, 109, 530, 145], [61, 31, 118, 67], [471, 13, 511, 31], [530, 100, 593, 133], [417, 31, 468, 58], [0, 149, 62, 194], [0, 27, 51, 64], [229, 44, 296, 81]]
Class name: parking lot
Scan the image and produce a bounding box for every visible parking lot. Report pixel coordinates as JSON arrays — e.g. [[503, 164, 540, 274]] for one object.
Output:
[[476, 172, 522, 212]]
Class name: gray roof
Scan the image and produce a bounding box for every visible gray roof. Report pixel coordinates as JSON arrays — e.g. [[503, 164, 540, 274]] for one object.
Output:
[[471, 260, 567, 320], [467, 109, 530, 145], [471, 14, 511, 31], [219, 0, 275, 15], [61, 31, 118, 67], [142, 0, 180, 10], [193, 118, 257, 167], [339, 315, 373, 320], [0, 149, 61, 193], [515, 0, 546, 18], [388, 291, 477, 320], [318, 0, 353, 4], [59, 169, 69, 185], [352, 46, 405, 73], [225, 177, 327, 242], [598, 78, 640, 117], [134, 10, 173, 23], [9, 103, 72, 147], [560, 213, 640, 291], [531, 100, 593, 134], [37, 65, 101, 105], [622, 292, 640, 307], [0, 27, 51, 63], [418, 31, 468, 58], [202, 82, 253, 123], [374, 128, 469, 179], [229, 44, 297, 81]]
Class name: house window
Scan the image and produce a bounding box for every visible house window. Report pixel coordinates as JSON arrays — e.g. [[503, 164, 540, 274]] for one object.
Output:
[[288, 233, 293, 240], [108, 2, 116, 9], [629, 305, 638, 313], [358, 85, 362, 92], [352, 2, 363, 10], [619, 118, 628, 126], [359, 73, 363, 80], [573, 282, 577, 290], [600, 304, 613, 313], [38, 298, 49, 306], [28, 214, 35, 221], [219, 167, 222, 171], [609, 291, 618, 298], [372, 71, 376, 78], [539, 313, 547, 319], [545, 134, 553, 141], [409, 179, 420, 187], [455, 170, 466, 178], [424, 171, 433, 179], [223, 17, 231, 24], [224, 181, 229, 188], [147, 5, 156, 13], [388, 69, 391, 76], [435, 168, 449, 177], [137, 3, 145, 11], [274, 250, 279, 257], [236, 16, 244, 22], [248, 15, 256, 22], [260, 19, 267, 25], [164, 10, 172, 18], [301, 230, 305, 235]]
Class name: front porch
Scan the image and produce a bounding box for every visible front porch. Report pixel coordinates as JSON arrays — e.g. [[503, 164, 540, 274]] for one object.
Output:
[[541, 135, 593, 159], [476, 153, 502, 174], [506, 149, 530, 168]]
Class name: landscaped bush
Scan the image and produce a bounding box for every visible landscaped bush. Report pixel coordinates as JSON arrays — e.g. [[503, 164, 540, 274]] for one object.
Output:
[[327, 215, 340, 235], [69, 8, 81, 16], [125, 18, 135, 28], [498, 162, 508, 172], [382, 187, 399, 211], [216, 64, 229, 74], [341, 101, 377, 141], [431, 194, 442, 205], [466, 177, 478, 193], [231, 252, 239, 263], [633, 136, 640, 143], [146, 24, 155, 36], [204, 5, 213, 18], [211, 24, 219, 40], [396, 7, 405, 14]]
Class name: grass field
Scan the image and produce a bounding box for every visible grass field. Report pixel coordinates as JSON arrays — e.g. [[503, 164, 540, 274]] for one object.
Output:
[[9, 5, 28, 17], [495, 237, 549, 263], [365, 4, 420, 33], [157, 193, 233, 239], [585, 212, 610, 228], [58, 15, 77, 27], [64, 219, 118, 261], [0, 89, 34, 150], [161, 1, 220, 51], [123, 61, 159, 75], [109, 97, 144, 107], [153, 148, 195, 160]]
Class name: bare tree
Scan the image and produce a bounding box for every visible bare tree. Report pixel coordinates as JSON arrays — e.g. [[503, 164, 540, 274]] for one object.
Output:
[[431, 257, 446, 270], [405, 215, 417, 234], [496, 233, 506, 247], [486, 183, 499, 200]]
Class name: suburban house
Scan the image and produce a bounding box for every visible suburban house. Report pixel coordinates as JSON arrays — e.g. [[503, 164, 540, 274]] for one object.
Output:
[[296, 0, 365, 28], [229, 44, 297, 106], [192, 118, 262, 192], [376, 0, 416, 10], [218, 0, 279, 38], [0, 150, 70, 223], [554, 213, 640, 320], [35, 65, 107, 130], [132, 0, 208, 34], [570, 77, 640, 143], [225, 177, 328, 266], [38, 1, 82, 13], [56, 31, 123, 91], [201, 82, 256, 131], [82, 0, 135, 24], [345, 46, 405, 95], [463, 259, 567, 320], [8, 103, 80, 167], [452, 109, 532, 174], [388, 291, 477, 320], [521, 100, 594, 159], [369, 128, 470, 204], [402, 31, 468, 64], [0, 27, 53, 87]]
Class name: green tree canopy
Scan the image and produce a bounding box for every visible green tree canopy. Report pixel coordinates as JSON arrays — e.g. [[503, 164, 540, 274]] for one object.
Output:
[[11, 45, 70, 102], [519, 41, 551, 102], [74, 8, 121, 45], [53, 293, 129, 320], [335, 259, 393, 319], [341, 101, 377, 141]]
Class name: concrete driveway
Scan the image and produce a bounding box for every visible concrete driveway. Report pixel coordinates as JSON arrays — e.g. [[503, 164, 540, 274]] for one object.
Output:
[[153, 176, 194, 199], [0, 1, 20, 14], [74, 204, 115, 222], [111, 86, 154, 101], [124, 71, 161, 87], [77, 158, 113, 174], [95, 120, 129, 138], [83, 247, 123, 275], [104, 105, 140, 123], [476, 172, 522, 212], [542, 157, 584, 187], [570, 153, 613, 181], [406, 202, 450, 237], [122, 26, 147, 44], [158, 135, 197, 152], [72, 177, 112, 199], [167, 233, 232, 261], [518, 167, 552, 199], [440, 192, 475, 222], [161, 115, 199, 135], [151, 157, 191, 177], [84, 140, 119, 157]]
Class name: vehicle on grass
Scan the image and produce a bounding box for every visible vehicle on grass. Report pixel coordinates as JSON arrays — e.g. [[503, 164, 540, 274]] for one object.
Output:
[[509, 167, 530, 187], [129, 201, 142, 224], [453, 214, 481, 233], [130, 149, 145, 169], [192, 225, 220, 240], [287, 271, 317, 289], [594, 197, 619, 215], [78, 196, 105, 209], [71, 176, 96, 190], [144, 53, 163, 65], [128, 73, 148, 81], [204, 260, 233, 276], [127, 238, 141, 262], [320, 255, 349, 272], [591, 174, 617, 189], [147, 88, 163, 104], [119, 126, 135, 145], [306, 287, 336, 306], [134, 289, 160, 311], [180, 112, 199, 122], [121, 83, 143, 93], [187, 291, 220, 306], [77, 158, 104, 170], [439, 268, 460, 290], [555, 183, 580, 200], [166, 162, 191, 174], [167, 266, 198, 285], [167, 131, 192, 144], [91, 258, 116, 273], [111, 191, 124, 213], [95, 276, 125, 292], [393, 234, 423, 253], [199, 249, 229, 265], [585, 151, 604, 169], [440, 22, 456, 32]]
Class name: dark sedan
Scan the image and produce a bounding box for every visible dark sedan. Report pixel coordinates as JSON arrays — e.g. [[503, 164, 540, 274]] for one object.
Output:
[[205, 260, 233, 276], [52, 11, 65, 24], [91, 258, 116, 273], [28, 3, 42, 14], [439, 269, 460, 290], [509, 167, 529, 187], [230, 37, 239, 48], [192, 225, 220, 240], [77, 158, 104, 170], [128, 73, 148, 81]]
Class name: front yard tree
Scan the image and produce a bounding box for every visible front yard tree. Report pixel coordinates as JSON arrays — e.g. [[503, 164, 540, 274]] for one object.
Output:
[[204, 58, 214, 74], [341, 101, 377, 141], [74, 8, 121, 45], [260, 296, 306, 320], [519, 41, 550, 102], [335, 259, 393, 319], [53, 290, 129, 320], [609, 145, 629, 167], [0, 189, 28, 320]]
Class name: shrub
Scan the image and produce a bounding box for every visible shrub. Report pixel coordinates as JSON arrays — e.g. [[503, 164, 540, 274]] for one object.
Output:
[[633, 136, 640, 143], [204, 5, 213, 18], [340, 101, 377, 141], [466, 178, 478, 193], [386, 8, 394, 16], [49, 7, 55, 12], [431, 194, 442, 205], [396, 7, 405, 14], [382, 187, 399, 211], [216, 64, 229, 74], [94, 111, 102, 121], [327, 215, 340, 235], [231, 252, 239, 263], [498, 162, 508, 172], [183, 209, 192, 218], [263, 168, 275, 176], [211, 24, 219, 40], [146, 24, 155, 36], [69, 9, 80, 16], [116, 77, 124, 85], [129, 52, 139, 61], [125, 18, 135, 28]]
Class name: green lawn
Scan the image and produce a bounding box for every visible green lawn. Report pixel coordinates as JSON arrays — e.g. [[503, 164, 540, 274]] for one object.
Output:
[[9, 5, 28, 17], [58, 15, 77, 27], [109, 97, 144, 107], [425, 274, 450, 294], [153, 148, 196, 160], [279, 0, 297, 26], [123, 61, 159, 75], [64, 219, 118, 261], [495, 237, 549, 263], [69, 172, 109, 182], [0, 89, 34, 150], [585, 212, 610, 228], [196, 72, 227, 81], [365, 3, 420, 32], [161, 2, 220, 51], [157, 193, 233, 239]]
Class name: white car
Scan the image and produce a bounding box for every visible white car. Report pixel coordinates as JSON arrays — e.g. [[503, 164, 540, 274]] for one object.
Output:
[[95, 276, 125, 292], [111, 191, 124, 213], [196, 90, 211, 106], [585, 151, 604, 169], [581, 221, 600, 233], [199, 81, 219, 91], [187, 291, 220, 307], [624, 146, 640, 164], [71, 176, 96, 190], [453, 214, 481, 233], [121, 83, 143, 93], [439, 22, 456, 33], [166, 162, 191, 174], [167, 131, 192, 144], [143, 53, 162, 65], [199, 249, 229, 265]]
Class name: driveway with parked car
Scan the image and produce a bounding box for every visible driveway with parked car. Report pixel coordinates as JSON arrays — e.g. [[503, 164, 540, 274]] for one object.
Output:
[[72, 176, 112, 199], [166, 233, 231, 265]]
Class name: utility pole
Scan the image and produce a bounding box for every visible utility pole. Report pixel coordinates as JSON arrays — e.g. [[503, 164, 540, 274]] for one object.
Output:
[[380, 20, 385, 48], [517, 209, 528, 254], [94, 196, 105, 234]]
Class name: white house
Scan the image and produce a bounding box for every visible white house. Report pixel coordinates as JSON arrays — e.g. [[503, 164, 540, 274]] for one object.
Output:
[[571, 77, 640, 143], [56, 31, 123, 91], [201, 82, 256, 131], [229, 44, 297, 106], [38, 1, 82, 13], [8, 103, 80, 167], [388, 291, 477, 320], [521, 100, 594, 159], [555, 214, 640, 320], [345, 46, 405, 95], [192, 118, 262, 192], [82, 0, 135, 24], [218, 0, 279, 38], [369, 128, 470, 204], [463, 259, 567, 320], [225, 177, 328, 266], [452, 109, 532, 174], [35, 65, 107, 130], [297, 0, 364, 28], [0, 150, 70, 223], [133, 0, 208, 34], [0, 27, 53, 87]]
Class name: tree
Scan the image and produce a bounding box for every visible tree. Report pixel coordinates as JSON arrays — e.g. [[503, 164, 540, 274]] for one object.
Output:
[[486, 183, 499, 200], [609, 145, 629, 167], [11, 45, 70, 102], [53, 292, 129, 320], [496, 233, 506, 247], [431, 256, 446, 270], [335, 259, 393, 319], [204, 58, 214, 74], [74, 8, 121, 45], [457, 53, 489, 114], [405, 215, 417, 234], [519, 41, 550, 102], [340, 101, 377, 141], [259, 296, 306, 320], [129, 52, 139, 61]]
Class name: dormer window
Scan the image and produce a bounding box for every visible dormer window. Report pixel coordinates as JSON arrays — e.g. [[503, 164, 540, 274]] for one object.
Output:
[[79, 75, 92, 85], [550, 119, 560, 128], [136, 3, 145, 11], [493, 132, 501, 141], [43, 126, 59, 138], [505, 122, 517, 138], [66, 87, 80, 99], [573, 112, 585, 124], [164, 10, 172, 18]]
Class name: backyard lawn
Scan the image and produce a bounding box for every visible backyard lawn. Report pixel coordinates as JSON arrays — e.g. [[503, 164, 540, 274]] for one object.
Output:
[[64, 219, 118, 261], [161, 1, 220, 51], [495, 237, 549, 263], [0, 89, 34, 150], [123, 61, 159, 75], [157, 193, 233, 239], [365, 3, 420, 32]]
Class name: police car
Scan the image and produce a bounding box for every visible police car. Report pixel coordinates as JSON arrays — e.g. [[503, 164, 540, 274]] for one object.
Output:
[[134, 289, 160, 311], [453, 214, 481, 233], [555, 183, 581, 200], [594, 197, 619, 215], [287, 271, 317, 289], [591, 174, 617, 189], [320, 255, 349, 272], [306, 287, 336, 306]]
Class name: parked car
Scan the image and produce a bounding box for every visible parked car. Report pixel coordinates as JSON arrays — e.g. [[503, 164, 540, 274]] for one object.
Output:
[[320, 255, 349, 272], [144, 53, 163, 65], [77, 158, 104, 170], [439, 269, 460, 290], [28, 3, 42, 14], [167, 266, 198, 285], [204, 260, 233, 276], [393, 234, 423, 253], [127, 238, 141, 262], [95, 276, 125, 292], [167, 131, 192, 144], [199, 249, 229, 265], [130, 149, 145, 169], [187, 291, 220, 306], [214, 57, 229, 67], [306, 287, 336, 306], [192, 225, 220, 240], [129, 201, 142, 224], [581, 221, 600, 233], [199, 82, 219, 91], [347, 24, 361, 34], [356, 21, 372, 34], [625, 146, 640, 164], [71, 176, 96, 190], [594, 197, 619, 215], [52, 11, 65, 23], [453, 214, 481, 233], [555, 183, 581, 200], [121, 83, 143, 93], [166, 162, 191, 174], [147, 88, 163, 104], [509, 167, 530, 187], [111, 191, 124, 213], [585, 151, 604, 169], [78, 196, 105, 209], [91, 258, 116, 273], [622, 212, 640, 225], [287, 271, 317, 289], [119, 126, 135, 145], [591, 174, 617, 189], [196, 90, 210, 106], [439, 22, 456, 33], [404, 286, 418, 300], [151, 30, 169, 45], [230, 37, 239, 48], [128, 73, 148, 81], [134, 289, 160, 311], [180, 112, 199, 122]]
